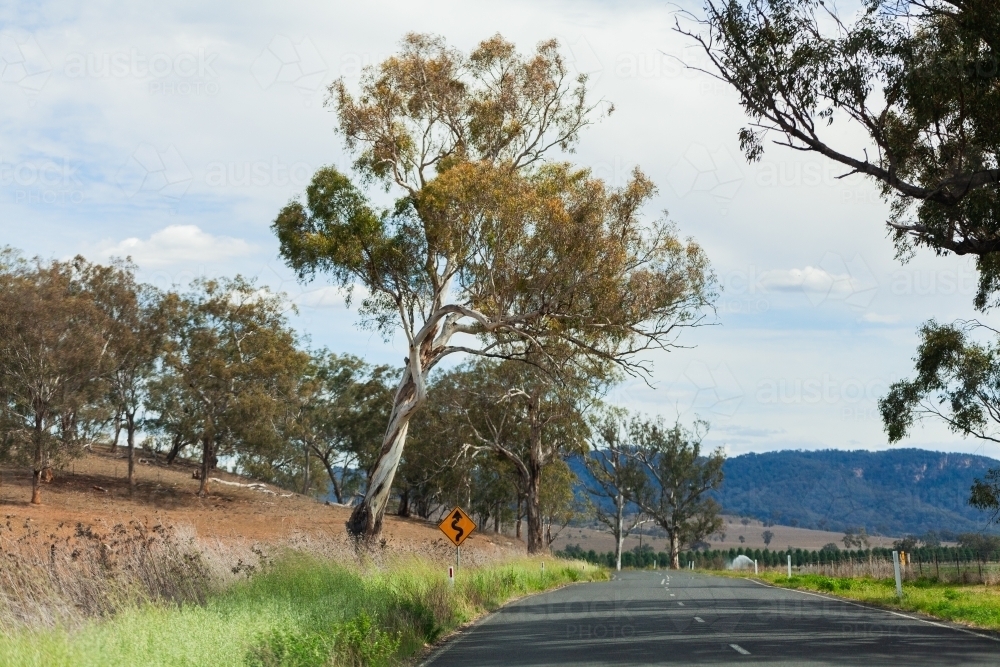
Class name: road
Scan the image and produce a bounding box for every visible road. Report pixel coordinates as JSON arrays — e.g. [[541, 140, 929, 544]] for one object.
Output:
[[422, 570, 1000, 666]]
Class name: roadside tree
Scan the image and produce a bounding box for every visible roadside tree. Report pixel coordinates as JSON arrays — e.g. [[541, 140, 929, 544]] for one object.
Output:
[[626, 417, 725, 569], [686, 0, 1000, 308], [584, 407, 647, 571], [879, 320, 1000, 520], [273, 33, 715, 540]]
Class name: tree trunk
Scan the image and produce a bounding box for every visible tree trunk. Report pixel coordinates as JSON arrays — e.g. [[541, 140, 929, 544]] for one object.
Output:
[[126, 411, 136, 491], [321, 456, 344, 504], [110, 409, 123, 452], [516, 496, 522, 540], [615, 493, 624, 571], [302, 445, 310, 495], [31, 414, 43, 505], [397, 487, 410, 517], [347, 358, 425, 539], [525, 395, 545, 554], [198, 431, 213, 497], [669, 530, 680, 570], [166, 433, 184, 464]]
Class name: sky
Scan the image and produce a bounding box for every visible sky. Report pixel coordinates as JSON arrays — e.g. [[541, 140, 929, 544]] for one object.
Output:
[[2, 0, 996, 461]]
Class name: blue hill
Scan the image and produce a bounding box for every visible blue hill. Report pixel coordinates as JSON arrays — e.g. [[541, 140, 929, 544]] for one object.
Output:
[[571, 448, 1000, 536]]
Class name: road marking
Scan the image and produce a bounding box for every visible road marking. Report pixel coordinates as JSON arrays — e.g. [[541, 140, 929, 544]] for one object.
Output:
[[730, 644, 750, 655], [661, 578, 665, 585], [694, 616, 704, 623], [677, 602, 684, 606], [669, 593, 675, 597]]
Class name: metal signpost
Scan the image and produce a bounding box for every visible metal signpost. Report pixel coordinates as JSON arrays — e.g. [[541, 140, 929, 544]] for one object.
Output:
[[438, 506, 477, 574]]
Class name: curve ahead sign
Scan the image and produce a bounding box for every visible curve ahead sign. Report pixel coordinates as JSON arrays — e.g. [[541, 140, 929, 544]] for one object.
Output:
[[438, 506, 477, 547]]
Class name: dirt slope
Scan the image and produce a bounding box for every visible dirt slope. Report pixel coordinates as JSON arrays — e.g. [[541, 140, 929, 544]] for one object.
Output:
[[0, 446, 520, 562]]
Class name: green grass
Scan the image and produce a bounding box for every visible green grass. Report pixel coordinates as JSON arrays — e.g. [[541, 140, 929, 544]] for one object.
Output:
[[721, 570, 1000, 631], [0, 555, 604, 667]]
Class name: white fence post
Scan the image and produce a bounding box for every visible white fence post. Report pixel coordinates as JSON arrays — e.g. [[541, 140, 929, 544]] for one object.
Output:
[[892, 551, 903, 599], [754, 559, 758, 575], [787, 554, 792, 578]]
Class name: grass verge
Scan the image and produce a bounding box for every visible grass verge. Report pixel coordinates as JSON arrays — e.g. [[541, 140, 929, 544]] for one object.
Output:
[[719, 570, 1000, 632], [0, 554, 604, 667]]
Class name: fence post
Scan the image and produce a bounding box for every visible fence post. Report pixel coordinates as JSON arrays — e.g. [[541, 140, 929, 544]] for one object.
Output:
[[787, 554, 792, 578], [892, 550, 903, 599]]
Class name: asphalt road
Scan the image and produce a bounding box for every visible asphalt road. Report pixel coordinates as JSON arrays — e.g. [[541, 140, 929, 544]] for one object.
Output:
[[422, 570, 1000, 666]]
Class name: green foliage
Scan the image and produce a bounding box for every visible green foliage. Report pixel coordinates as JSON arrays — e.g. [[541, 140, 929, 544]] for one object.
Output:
[[689, 0, 1000, 308], [627, 417, 725, 563], [0, 554, 603, 666], [879, 320, 1000, 523]]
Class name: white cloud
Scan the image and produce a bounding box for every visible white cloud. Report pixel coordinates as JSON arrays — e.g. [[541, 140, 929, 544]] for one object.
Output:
[[861, 312, 900, 324], [98, 225, 255, 268], [758, 254, 878, 308], [760, 266, 839, 293]]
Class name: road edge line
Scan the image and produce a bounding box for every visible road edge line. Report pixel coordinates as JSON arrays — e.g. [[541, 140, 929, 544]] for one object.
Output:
[[743, 577, 1000, 644]]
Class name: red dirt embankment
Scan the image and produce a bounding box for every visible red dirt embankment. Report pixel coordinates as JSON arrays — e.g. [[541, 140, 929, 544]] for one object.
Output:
[[0, 446, 521, 563]]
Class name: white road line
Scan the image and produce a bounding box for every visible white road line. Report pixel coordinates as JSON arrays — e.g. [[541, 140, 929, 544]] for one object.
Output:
[[744, 578, 1000, 644], [694, 616, 704, 623], [730, 644, 750, 655], [677, 602, 684, 606], [670, 593, 675, 597], [661, 578, 665, 585]]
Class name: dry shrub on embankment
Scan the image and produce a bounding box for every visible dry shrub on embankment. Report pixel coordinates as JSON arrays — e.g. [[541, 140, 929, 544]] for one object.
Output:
[[0, 518, 233, 629], [0, 521, 604, 667]]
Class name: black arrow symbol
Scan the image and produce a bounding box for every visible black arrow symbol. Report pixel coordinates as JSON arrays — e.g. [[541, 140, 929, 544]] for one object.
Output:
[[451, 511, 464, 542]]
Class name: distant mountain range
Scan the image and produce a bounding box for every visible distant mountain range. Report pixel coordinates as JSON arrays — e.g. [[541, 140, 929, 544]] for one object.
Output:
[[572, 448, 1000, 537]]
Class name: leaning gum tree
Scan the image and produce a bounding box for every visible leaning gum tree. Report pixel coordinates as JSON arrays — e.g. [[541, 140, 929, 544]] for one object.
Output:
[[273, 33, 716, 540]]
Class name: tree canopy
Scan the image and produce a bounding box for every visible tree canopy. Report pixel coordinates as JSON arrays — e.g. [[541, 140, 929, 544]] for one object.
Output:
[[687, 0, 1000, 308], [273, 33, 716, 539]]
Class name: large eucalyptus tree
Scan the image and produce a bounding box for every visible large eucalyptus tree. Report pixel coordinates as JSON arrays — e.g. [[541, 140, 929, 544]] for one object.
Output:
[[274, 34, 715, 539]]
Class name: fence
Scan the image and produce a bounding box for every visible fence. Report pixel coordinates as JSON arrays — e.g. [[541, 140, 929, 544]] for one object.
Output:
[[556, 544, 1000, 584]]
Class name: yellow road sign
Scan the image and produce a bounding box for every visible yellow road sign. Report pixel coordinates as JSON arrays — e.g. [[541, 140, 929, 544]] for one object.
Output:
[[438, 506, 477, 547]]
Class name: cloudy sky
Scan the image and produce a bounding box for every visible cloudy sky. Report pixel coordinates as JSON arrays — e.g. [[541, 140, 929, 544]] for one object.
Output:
[[2, 0, 994, 460]]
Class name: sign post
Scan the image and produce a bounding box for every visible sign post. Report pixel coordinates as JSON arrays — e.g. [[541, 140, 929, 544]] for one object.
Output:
[[892, 550, 903, 599], [438, 506, 477, 574]]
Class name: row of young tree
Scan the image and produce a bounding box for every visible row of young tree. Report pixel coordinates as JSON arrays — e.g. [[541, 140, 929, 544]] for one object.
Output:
[[560, 541, 1000, 571]]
